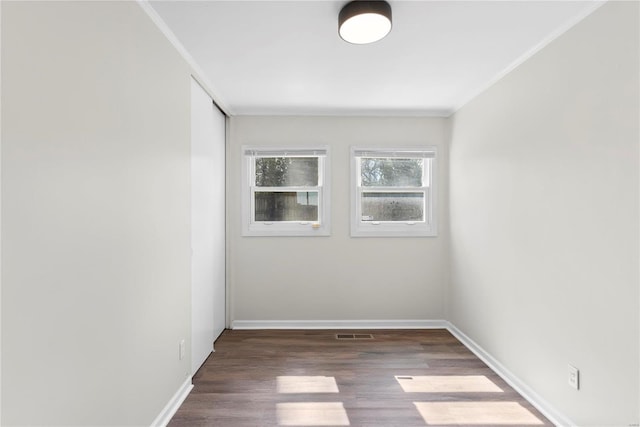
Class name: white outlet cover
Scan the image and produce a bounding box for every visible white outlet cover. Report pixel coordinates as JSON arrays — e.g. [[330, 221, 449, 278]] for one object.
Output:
[[568, 364, 579, 390]]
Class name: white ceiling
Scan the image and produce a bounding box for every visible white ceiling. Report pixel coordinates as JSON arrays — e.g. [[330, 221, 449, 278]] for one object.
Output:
[[148, 0, 604, 116]]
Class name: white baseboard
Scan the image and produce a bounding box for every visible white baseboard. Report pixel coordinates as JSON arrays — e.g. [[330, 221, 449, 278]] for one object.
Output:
[[446, 322, 572, 427], [150, 377, 194, 427], [231, 319, 448, 330]]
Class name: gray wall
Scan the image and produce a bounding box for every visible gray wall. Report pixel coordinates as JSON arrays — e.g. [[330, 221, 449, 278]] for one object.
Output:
[[228, 116, 448, 323], [449, 2, 639, 425], [2, 2, 193, 425]]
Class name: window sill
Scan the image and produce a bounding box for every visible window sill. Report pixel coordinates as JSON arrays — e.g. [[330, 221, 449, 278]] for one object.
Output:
[[243, 223, 331, 237], [350, 224, 437, 238]]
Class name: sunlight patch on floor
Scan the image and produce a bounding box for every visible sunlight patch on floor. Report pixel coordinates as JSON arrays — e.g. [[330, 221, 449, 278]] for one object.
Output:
[[277, 376, 340, 393], [414, 401, 544, 425], [395, 375, 503, 393], [276, 402, 350, 426]]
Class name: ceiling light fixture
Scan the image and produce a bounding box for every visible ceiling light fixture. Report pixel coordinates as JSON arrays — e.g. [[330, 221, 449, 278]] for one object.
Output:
[[339, 1, 392, 45]]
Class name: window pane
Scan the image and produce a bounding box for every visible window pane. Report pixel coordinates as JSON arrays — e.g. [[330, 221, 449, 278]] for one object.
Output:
[[360, 158, 423, 187], [361, 192, 424, 222], [255, 157, 318, 187], [255, 191, 319, 222]]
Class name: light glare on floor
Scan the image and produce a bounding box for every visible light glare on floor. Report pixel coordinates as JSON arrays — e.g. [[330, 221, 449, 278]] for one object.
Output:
[[396, 375, 503, 393], [277, 402, 350, 426], [414, 401, 544, 425], [277, 376, 340, 393]]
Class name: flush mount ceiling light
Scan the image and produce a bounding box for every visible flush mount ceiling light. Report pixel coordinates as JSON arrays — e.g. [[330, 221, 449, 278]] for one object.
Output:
[[339, 1, 392, 45]]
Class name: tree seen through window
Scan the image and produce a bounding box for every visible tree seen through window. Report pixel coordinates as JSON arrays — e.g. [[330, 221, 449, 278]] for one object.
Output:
[[360, 158, 423, 187]]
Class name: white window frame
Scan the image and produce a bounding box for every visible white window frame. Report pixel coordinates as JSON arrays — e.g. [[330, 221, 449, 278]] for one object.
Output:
[[350, 146, 437, 237], [242, 146, 330, 236]]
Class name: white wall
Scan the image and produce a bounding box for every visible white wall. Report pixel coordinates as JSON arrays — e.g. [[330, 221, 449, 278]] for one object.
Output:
[[228, 116, 448, 323], [449, 2, 639, 425], [2, 2, 194, 425]]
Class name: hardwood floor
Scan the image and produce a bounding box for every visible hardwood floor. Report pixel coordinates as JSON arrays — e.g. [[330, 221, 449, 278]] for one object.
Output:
[[169, 329, 553, 427]]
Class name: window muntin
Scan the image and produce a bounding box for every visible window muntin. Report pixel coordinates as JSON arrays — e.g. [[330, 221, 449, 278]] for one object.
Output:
[[352, 147, 436, 237], [243, 148, 329, 236]]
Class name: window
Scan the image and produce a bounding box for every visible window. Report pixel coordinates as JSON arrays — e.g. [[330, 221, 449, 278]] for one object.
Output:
[[242, 147, 330, 236], [351, 147, 437, 237]]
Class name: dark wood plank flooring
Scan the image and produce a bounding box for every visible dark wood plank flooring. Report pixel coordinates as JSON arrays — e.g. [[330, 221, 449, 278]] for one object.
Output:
[[169, 329, 553, 427]]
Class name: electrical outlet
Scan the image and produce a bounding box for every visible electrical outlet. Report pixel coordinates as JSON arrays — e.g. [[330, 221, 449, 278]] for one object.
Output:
[[179, 339, 186, 361], [568, 364, 579, 390]]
